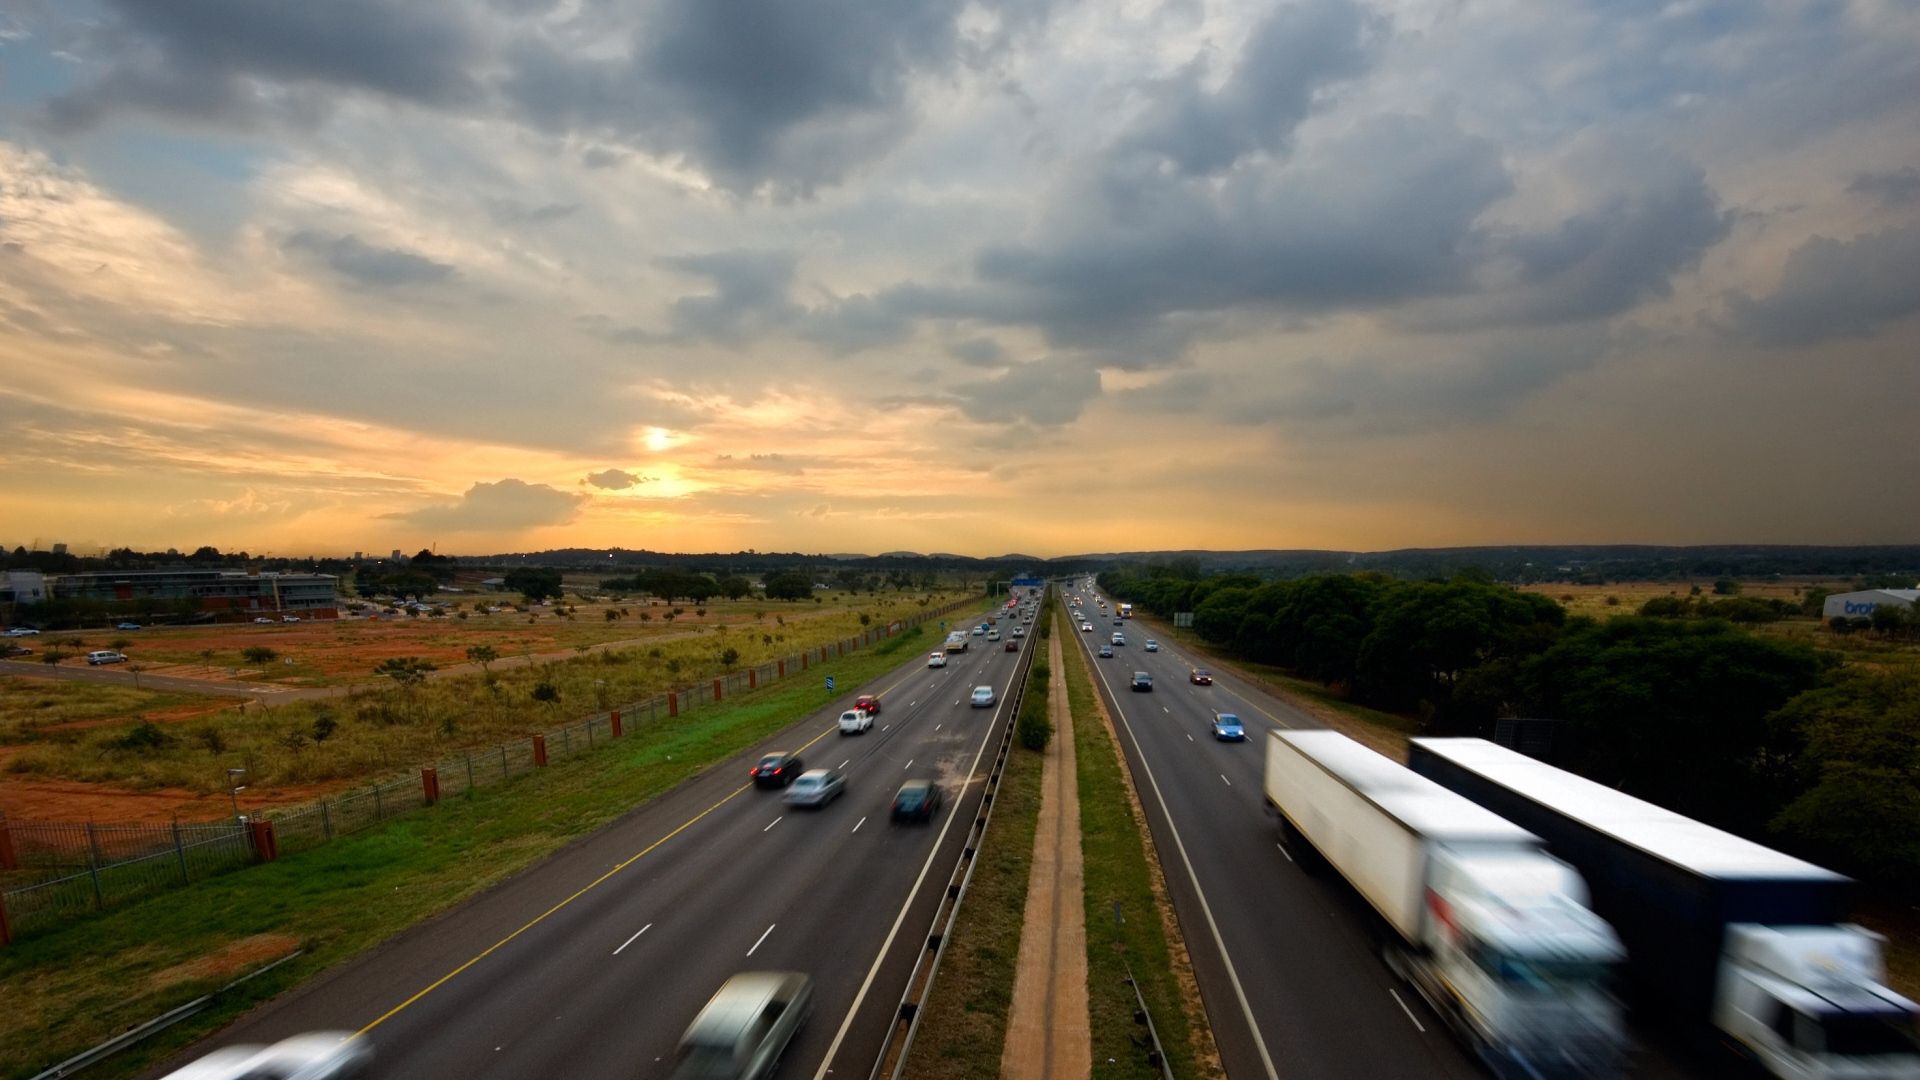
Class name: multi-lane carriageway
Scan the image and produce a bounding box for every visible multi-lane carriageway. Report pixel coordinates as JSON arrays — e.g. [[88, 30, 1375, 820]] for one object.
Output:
[[146, 608, 1034, 1080]]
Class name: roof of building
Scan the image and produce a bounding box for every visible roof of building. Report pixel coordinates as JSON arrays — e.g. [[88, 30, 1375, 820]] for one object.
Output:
[[1825, 588, 1918, 602]]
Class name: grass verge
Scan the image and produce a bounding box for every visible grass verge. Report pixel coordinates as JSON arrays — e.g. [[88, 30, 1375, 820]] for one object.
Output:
[[0, 603, 992, 1080], [1061, 602, 1215, 1079], [900, 628, 1049, 1078]]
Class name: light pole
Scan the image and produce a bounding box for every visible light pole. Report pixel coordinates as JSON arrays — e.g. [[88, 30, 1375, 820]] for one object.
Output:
[[226, 767, 247, 822]]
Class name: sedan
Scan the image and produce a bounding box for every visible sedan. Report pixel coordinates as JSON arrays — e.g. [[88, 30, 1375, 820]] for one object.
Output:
[[854, 695, 881, 716], [1081, 623, 1094, 632], [5, 628, 40, 637], [1097, 645, 1114, 658], [750, 751, 805, 788], [1211, 713, 1247, 741], [116, 622, 143, 631], [1144, 640, 1159, 652], [837, 709, 873, 736], [970, 685, 996, 708], [253, 617, 275, 624], [1004, 640, 1019, 652], [928, 651, 948, 668], [1189, 669, 1213, 686], [671, 972, 812, 1080], [784, 768, 846, 808], [892, 780, 944, 824]]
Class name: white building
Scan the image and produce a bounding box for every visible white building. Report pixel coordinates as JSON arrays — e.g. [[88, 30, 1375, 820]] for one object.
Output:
[[0, 570, 49, 604], [1822, 588, 1918, 620]]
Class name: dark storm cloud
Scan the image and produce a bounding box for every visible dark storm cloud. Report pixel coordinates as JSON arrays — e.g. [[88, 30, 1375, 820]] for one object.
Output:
[[283, 231, 456, 288], [952, 359, 1101, 426], [1848, 168, 1920, 208], [43, 0, 482, 132], [1729, 225, 1920, 346], [1119, 0, 1376, 175], [387, 478, 585, 530]]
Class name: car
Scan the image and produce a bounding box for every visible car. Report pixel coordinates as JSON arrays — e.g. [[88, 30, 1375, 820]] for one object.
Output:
[[1098, 644, 1114, 658], [1, 644, 31, 658], [784, 768, 846, 807], [1004, 639, 1019, 652], [986, 629, 1000, 642], [116, 622, 142, 631], [671, 971, 813, 1080], [1012, 626, 1024, 637], [1211, 713, 1247, 741], [750, 751, 805, 788], [86, 650, 129, 666], [854, 695, 881, 716], [837, 709, 873, 735], [1111, 633, 1125, 645], [892, 780, 944, 824], [5, 627, 40, 636], [253, 617, 275, 624], [970, 685, 996, 707], [928, 651, 948, 668], [1130, 671, 1153, 692], [281, 615, 302, 623], [971, 626, 986, 636], [1144, 639, 1159, 652], [1081, 623, 1093, 632], [157, 1031, 372, 1080], [1190, 669, 1213, 685], [1114, 618, 1123, 627]]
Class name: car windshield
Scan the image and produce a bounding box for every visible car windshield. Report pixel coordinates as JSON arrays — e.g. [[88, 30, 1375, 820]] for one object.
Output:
[[757, 756, 783, 768], [669, 1046, 738, 1080], [1818, 1011, 1920, 1056]]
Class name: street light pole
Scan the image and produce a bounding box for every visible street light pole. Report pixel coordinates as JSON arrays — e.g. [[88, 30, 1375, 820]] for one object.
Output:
[[226, 767, 247, 822]]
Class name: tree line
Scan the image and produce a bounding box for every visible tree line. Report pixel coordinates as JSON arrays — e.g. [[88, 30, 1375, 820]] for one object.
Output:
[[1100, 566, 1920, 895]]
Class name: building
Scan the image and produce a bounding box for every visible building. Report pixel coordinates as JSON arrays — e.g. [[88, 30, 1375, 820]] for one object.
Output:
[[47, 570, 339, 619], [0, 570, 49, 605], [1822, 588, 1918, 621]]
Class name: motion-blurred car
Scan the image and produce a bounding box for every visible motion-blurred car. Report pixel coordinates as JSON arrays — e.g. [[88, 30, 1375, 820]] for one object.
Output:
[[670, 972, 812, 1080], [1144, 640, 1159, 652], [928, 651, 948, 668], [116, 622, 142, 630], [1098, 645, 1114, 658], [253, 617, 275, 624], [750, 752, 805, 788], [892, 780, 944, 824], [160, 1032, 371, 1080], [970, 685, 996, 707], [1211, 713, 1246, 741], [784, 768, 846, 807], [837, 709, 873, 735], [1189, 669, 1213, 685], [1130, 671, 1153, 691], [854, 694, 881, 715], [5, 627, 40, 636]]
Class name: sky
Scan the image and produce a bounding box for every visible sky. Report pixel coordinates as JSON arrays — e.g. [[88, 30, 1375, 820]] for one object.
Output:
[[0, 0, 1916, 559]]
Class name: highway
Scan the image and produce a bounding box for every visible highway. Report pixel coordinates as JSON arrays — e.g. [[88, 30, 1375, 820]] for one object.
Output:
[[1062, 583, 1691, 1080], [145, 605, 1037, 1079]]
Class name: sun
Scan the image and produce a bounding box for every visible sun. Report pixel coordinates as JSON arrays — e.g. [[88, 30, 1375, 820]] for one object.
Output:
[[644, 427, 672, 452]]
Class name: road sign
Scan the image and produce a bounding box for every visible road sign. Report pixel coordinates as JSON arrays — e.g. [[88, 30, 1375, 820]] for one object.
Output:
[[1173, 612, 1194, 628], [825, 676, 836, 692]]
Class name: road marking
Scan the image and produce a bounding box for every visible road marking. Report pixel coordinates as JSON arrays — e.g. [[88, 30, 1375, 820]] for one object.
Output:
[[903, 758, 913, 770], [882, 724, 889, 731], [910, 701, 917, 707], [1220, 774, 1231, 787], [1186, 733, 1194, 742], [1163, 706, 1170, 714], [853, 816, 866, 834], [764, 816, 783, 832], [1274, 842, 1293, 864], [840, 759, 851, 769], [933, 723, 941, 731], [747, 923, 776, 957], [612, 923, 653, 955], [1389, 988, 1425, 1032]]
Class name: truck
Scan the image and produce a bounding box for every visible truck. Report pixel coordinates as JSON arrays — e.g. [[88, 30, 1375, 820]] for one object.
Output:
[[943, 631, 969, 654], [1118, 602, 1133, 618], [1409, 737, 1920, 1079], [1264, 729, 1627, 1076]]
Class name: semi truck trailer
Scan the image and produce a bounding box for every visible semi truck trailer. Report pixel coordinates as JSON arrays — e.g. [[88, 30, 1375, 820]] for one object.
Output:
[[1264, 729, 1627, 1077], [1410, 737, 1920, 1079]]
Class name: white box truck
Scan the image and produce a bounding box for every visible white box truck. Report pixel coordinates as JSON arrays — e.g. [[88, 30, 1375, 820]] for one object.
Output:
[[1410, 737, 1920, 1079], [1264, 729, 1627, 1077]]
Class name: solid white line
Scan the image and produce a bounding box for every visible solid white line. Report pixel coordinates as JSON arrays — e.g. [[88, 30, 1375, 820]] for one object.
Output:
[[1221, 774, 1232, 787], [747, 923, 776, 957], [612, 923, 653, 955], [1389, 988, 1426, 1032], [1274, 842, 1293, 864], [763, 816, 782, 832], [853, 816, 866, 834]]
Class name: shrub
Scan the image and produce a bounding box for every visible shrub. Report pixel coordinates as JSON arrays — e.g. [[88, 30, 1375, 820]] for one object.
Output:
[[241, 646, 278, 665], [531, 682, 561, 704], [113, 721, 172, 751], [311, 714, 338, 742]]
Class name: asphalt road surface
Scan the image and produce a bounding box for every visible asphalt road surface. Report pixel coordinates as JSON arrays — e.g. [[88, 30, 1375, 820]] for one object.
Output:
[[146, 613, 1038, 1080], [1061, 584, 1691, 1080]]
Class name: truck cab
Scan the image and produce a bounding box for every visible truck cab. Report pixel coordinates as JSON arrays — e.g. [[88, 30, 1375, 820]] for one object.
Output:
[[1715, 924, 1920, 1079]]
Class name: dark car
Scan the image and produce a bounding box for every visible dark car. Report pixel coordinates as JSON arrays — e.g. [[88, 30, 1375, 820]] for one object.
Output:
[[1189, 669, 1213, 686], [750, 751, 805, 788], [854, 694, 881, 716], [892, 780, 943, 823], [1130, 671, 1153, 692], [1004, 639, 1018, 652]]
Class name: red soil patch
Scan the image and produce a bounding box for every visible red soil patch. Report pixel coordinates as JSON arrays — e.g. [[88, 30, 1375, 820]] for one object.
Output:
[[149, 933, 303, 991], [0, 777, 347, 824], [36, 701, 233, 735]]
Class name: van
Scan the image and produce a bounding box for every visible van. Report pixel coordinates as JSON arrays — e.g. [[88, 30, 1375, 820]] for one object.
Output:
[[671, 971, 813, 1080]]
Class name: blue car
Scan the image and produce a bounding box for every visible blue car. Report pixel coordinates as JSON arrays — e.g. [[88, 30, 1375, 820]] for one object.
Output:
[[1210, 713, 1246, 741]]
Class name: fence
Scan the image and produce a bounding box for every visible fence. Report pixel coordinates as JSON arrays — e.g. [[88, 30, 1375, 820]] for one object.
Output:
[[0, 594, 985, 942]]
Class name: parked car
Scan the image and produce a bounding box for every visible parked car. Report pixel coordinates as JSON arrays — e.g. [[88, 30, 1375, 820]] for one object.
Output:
[[86, 650, 129, 666], [670, 972, 812, 1080], [784, 768, 846, 808], [1098, 645, 1114, 658], [928, 651, 948, 668], [970, 685, 996, 707], [854, 695, 881, 716], [837, 709, 873, 736], [892, 780, 943, 824], [1189, 669, 1213, 685], [1144, 640, 1159, 652], [116, 622, 142, 631], [158, 1031, 371, 1080], [750, 752, 805, 788], [1130, 671, 1153, 691], [1210, 713, 1246, 741]]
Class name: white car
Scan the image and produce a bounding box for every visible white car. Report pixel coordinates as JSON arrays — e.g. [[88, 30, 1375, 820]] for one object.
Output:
[[970, 685, 996, 708], [158, 1031, 370, 1080], [1012, 626, 1024, 637], [928, 651, 948, 668], [1081, 623, 1093, 632], [986, 629, 1000, 641], [785, 768, 847, 807], [6, 627, 40, 636], [253, 617, 274, 624], [1145, 640, 1159, 652], [838, 709, 873, 735], [1111, 633, 1126, 646], [281, 615, 302, 623]]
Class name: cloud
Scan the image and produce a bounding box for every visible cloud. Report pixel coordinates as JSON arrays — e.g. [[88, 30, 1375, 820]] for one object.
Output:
[[656, 250, 801, 344], [953, 359, 1101, 426], [1729, 225, 1920, 346], [1848, 168, 1920, 208], [387, 478, 585, 531], [948, 337, 1007, 367], [583, 468, 652, 490], [282, 230, 455, 288]]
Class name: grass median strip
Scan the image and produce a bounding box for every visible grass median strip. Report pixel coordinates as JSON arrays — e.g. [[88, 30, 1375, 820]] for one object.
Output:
[[1062, 604, 1218, 1079], [0, 608, 992, 1080]]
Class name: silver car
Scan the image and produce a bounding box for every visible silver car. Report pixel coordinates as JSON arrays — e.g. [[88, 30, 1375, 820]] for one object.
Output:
[[672, 972, 814, 1080], [783, 768, 846, 808]]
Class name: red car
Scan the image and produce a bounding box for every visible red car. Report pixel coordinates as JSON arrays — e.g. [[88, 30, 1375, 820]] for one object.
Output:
[[1004, 640, 1019, 652], [1189, 669, 1213, 686], [855, 695, 881, 716]]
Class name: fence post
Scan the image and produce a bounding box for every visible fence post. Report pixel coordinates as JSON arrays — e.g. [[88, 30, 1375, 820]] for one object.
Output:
[[779, 659, 786, 679], [172, 819, 189, 884], [0, 815, 14, 872], [374, 783, 384, 821], [668, 692, 679, 718], [465, 753, 476, 794], [713, 677, 723, 701], [748, 669, 757, 690], [248, 819, 279, 861], [0, 890, 11, 946], [532, 734, 548, 767], [421, 767, 440, 806], [85, 823, 105, 911], [587, 718, 595, 747], [321, 799, 333, 841], [801, 653, 809, 671], [501, 744, 510, 779], [610, 710, 622, 738]]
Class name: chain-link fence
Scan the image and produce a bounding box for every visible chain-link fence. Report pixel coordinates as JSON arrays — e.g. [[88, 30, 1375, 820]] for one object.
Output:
[[1, 595, 983, 942]]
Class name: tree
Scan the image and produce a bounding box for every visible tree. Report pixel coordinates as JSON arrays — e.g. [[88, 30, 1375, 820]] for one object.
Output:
[[1769, 668, 1920, 890], [720, 647, 741, 669], [372, 657, 436, 719], [241, 646, 278, 665], [764, 571, 812, 601], [505, 567, 564, 601], [465, 645, 498, 675], [1712, 578, 1741, 596]]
